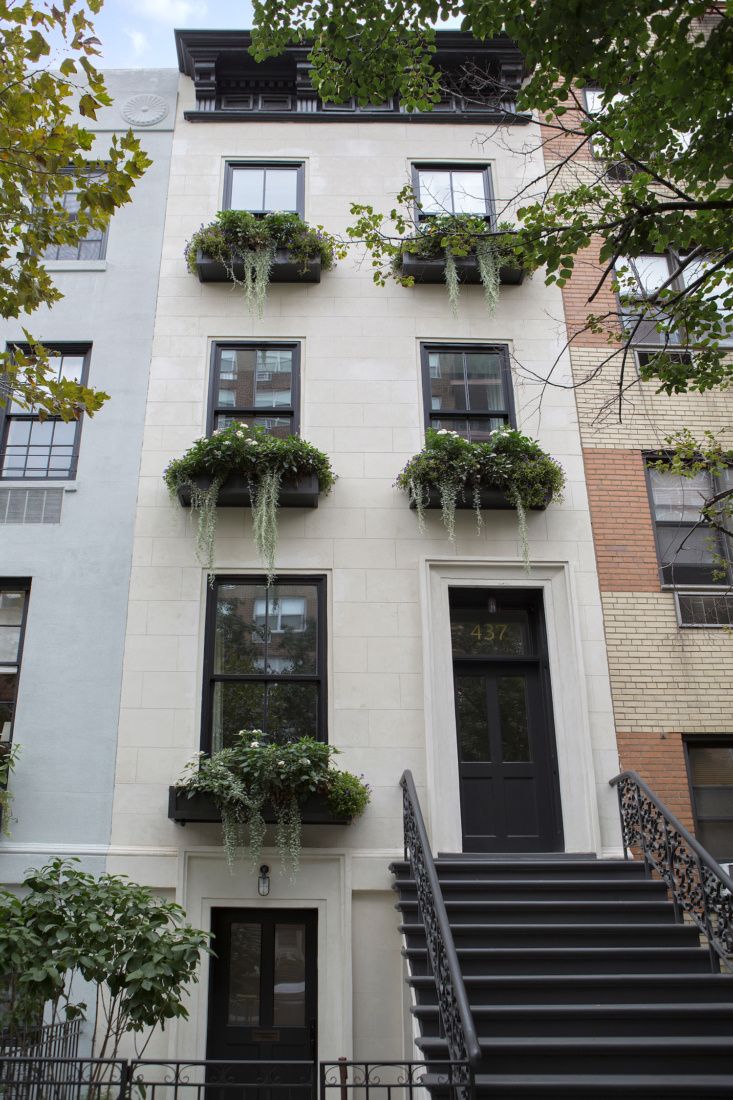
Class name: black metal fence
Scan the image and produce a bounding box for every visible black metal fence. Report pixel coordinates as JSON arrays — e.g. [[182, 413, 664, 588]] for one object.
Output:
[[321, 1061, 472, 1100], [0, 1022, 81, 1061], [0, 1059, 471, 1100]]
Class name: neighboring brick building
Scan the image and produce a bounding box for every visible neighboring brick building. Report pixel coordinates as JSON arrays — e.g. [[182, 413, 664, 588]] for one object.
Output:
[[543, 97, 733, 856]]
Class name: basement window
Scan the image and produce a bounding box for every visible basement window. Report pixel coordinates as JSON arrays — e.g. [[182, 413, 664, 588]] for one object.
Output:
[[685, 739, 733, 864]]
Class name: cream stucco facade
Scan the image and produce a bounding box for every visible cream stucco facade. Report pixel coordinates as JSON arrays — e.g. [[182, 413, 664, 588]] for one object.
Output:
[[107, 47, 621, 1062]]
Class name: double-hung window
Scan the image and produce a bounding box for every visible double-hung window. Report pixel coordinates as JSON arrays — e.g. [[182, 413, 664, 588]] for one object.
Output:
[[42, 171, 108, 261], [203, 576, 326, 751], [412, 164, 493, 220], [1, 346, 90, 479], [616, 253, 733, 346], [224, 162, 304, 216], [647, 463, 733, 587], [209, 343, 299, 438], [421, 344, 514, 441], [0, 583, 29, 745]]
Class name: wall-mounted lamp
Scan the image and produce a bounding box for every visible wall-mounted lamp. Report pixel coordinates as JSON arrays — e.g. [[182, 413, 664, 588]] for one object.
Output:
[[258, 864, 271, 897]]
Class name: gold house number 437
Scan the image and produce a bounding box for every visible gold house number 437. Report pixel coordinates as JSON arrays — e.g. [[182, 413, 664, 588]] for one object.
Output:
[[470, 624, 509, 642]]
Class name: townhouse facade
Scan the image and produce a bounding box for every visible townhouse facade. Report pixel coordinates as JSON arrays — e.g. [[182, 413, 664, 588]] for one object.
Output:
[[542, 91, 733, 871], [99, 30, 623, 1065], [0, 69, 178, 897]]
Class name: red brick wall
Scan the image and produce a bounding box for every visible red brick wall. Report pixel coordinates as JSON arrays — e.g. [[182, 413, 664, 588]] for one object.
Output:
[[617, 731, 693, 832], [583, 448, 661, 592]]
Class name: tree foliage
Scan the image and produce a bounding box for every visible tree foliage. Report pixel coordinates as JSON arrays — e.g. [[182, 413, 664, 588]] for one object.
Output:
[[0, 0, 150, 418], [251, 1, 733, 396], [0, 859, 209, 1066]]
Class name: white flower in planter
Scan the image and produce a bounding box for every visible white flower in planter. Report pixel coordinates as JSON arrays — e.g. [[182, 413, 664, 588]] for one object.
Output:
[[250, 740, 260, 748]]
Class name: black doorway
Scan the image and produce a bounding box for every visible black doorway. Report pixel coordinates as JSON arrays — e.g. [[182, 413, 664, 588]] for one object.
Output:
[[450, 588, 563, 852], [207, 908, 317, 1095]]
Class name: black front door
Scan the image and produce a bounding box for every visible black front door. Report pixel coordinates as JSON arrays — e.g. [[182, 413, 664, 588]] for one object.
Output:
[[450, 589, 563, 852], [207, 908, 317, 1091]]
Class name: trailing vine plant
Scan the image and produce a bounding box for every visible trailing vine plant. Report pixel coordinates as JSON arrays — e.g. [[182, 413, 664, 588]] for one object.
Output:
[[347, 185, 532, 315], [396, 427, 565, 570], [177, 733, 370, 879], [185, 210, 342, 318], [164, 423, 336, 583]]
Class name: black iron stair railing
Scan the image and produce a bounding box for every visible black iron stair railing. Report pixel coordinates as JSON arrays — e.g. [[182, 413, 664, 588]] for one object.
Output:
[[400, 771, 481, 1076], [611, 769, 733, 972]]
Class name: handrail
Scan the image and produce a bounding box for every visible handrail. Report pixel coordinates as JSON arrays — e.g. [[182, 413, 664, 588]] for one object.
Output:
[[400, 771, 481, 1070], [610, 769, 733, 971]]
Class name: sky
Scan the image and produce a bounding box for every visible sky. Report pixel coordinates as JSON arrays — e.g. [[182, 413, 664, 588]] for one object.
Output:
[[90, 0, 255, 69]]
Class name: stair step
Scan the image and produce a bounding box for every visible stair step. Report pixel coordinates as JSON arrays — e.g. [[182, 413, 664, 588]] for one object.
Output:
[[394, 877, 667, 901], [396, 899, 676, 924], [413, 1001, 733, 1037], [436, 851, 598, 860], [407, 972, 733, 1005], [403, 944, 711, 976], [468, 1074, 733, 1098], [418, 1035, 733, 1074], [392, 858, 648, 881], [399, 921, 699, 948]]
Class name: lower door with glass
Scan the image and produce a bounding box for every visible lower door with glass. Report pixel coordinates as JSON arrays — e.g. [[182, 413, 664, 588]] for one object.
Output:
[[207, 909, 317, 1098]]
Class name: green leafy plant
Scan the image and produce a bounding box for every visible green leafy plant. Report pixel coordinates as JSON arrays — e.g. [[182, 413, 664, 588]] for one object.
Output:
[[164, 422, 336, 582], [185, 210, 343, 317], [397, 427, 565, 569], [0, 859, 209, 1077], [177, 732, 371, 878], [347, 186, 529, 316], [0, 742, 19, 836]]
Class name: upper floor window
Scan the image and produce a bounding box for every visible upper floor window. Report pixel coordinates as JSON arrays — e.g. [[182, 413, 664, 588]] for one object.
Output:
[[209, 343, 299, 439], [421, 344, 514, 442], [203, 576, 326, 752], [224, 162, 304, 216], [647, 463, 733, 586], [42, 171, 108, 261], [0, 583, 29, 745], [616, 254, 733, 345], [413, 164, 493, 220], [1, 346, 90, 480]]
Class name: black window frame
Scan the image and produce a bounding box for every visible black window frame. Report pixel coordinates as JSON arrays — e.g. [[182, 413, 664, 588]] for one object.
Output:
[[41, 168, 109, 262], [0, 578, 31, 748], [411, 163, 495, 223], [644, 455, 733, 588], [420, 343, 516, 439], [683, 737, 733, 863], [0, 343, 91, 481], [201, 574, 328, 754], [207, 342, 301, 438], [223, 161, 305, 217]]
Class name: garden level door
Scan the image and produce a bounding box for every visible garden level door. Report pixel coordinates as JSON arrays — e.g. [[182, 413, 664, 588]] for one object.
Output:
[[450, 588, 563, 853], [207, 908, 317, 1098]]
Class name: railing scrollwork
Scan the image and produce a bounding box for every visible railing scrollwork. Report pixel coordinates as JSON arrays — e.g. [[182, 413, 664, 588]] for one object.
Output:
[[611, 770, 733, 972], [400, 771, 481, 1086]]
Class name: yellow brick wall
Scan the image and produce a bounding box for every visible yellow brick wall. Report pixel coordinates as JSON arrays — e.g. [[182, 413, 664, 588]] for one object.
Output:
[[601, 592, 733, 733]]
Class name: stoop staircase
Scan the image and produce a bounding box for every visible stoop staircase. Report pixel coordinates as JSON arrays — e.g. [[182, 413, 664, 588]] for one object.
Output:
[[392, 771, 733, 1098]]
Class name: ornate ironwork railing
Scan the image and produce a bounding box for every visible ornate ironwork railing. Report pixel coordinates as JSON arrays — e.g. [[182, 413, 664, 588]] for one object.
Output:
[[321, 1060, 472, 1100], [400, 771, 481, 1078], [610, 770, 733, 972]]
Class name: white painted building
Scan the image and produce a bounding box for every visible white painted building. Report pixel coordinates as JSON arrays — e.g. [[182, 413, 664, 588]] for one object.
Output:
[[104, 30, 621, 1065]]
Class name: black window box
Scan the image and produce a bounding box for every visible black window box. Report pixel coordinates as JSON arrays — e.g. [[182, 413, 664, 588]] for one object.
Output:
[[176, 472, 320, 509], [400, 251, 524, 286], [168, 786, 351, 825], [194, 249, 321, 284], [410, 486, 550, 511]]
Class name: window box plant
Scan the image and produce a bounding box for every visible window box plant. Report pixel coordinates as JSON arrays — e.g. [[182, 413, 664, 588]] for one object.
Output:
[[396, 427, 565, 568], [394, 216, 527, 312], [164, 423, 336, 581], [185, 210, 342, 316], [172, 733, 370, 878]]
